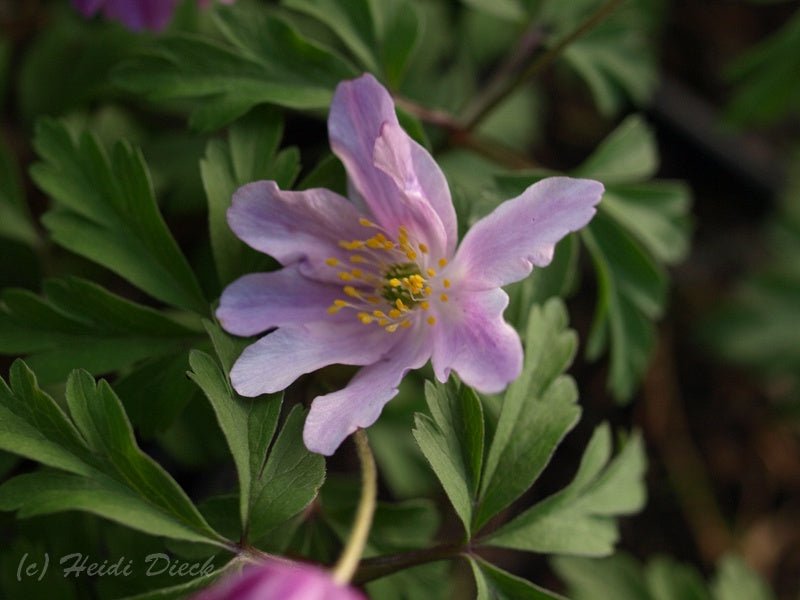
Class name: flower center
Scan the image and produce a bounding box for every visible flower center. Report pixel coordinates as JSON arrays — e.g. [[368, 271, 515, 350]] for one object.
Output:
[[324, 219, 450, 333]]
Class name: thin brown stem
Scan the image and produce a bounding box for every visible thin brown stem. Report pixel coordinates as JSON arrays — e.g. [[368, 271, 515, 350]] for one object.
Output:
[[462, 0, 627, 130], [353, 542, 464, 585]]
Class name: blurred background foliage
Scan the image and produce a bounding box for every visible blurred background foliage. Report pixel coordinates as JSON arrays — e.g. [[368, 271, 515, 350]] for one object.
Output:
[[0, 0, 798, 598]]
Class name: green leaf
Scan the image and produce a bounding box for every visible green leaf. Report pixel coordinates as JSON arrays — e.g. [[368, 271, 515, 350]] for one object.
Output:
[[573, 116, 657, 184], [0, 136, 38, 247], [461, 0, 527, 22], [583, 212, 666, 400], [379, 0, 421, 87], [484, 424, 646, 556], [552, 554, 651, 600], [470, 556, 567, 600], [115, 5, 356, 130], [0, 277, 201, 385], [725, 10, 800, 125], [0, 362, 226, 546], [189, 323, 325, 541], [476, 299, 581, 530], [30, 120, 207, 314], [413, 379, 485, 536], [647, 557, 710, 600], [283, 0, 380, 72], [200, 107, 297, 288], [712, 555, 775, 600]]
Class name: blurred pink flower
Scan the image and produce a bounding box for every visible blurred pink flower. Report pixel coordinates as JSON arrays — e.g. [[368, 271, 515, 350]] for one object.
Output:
[[218, 74, 604, 455], [72, 0, 235, 32], [192, 561, 364, 600]]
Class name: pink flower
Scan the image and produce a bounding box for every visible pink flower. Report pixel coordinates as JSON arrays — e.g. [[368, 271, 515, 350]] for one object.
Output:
[[72, 0, 235, 32], [193, 562, 364, 600], [217, 74, 604, 455]]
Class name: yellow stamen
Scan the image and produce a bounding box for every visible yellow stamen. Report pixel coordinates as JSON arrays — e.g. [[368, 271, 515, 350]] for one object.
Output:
[[423, 286, 432, 296], [440, 293, 449, 302], [427, 316, 436, 326], [443, 279, 451, 288], [339, 240, 365, 250], [351, 269, 363, 278], [388, 278, 402, 287], [349, 255, 366, 263], [388, 309, 402, 319], [395, 298, 408, 311], [373, 310, 386, 318], [325, 257, 339, 267], [438, 258, 448, 268], [426, 268, 436, 277], [383, 240, 394, 249], [378, 318, 389, 327], [334, 299, 347, 307], [400, 320, 412, 329], [339, 272, 353, 281], [358, 312, 373, 324], [385, 323, 400, 333], [358, 217, 375, 227], [327, 305, 342, 314], [344, 286, 359, 298], [367, 296, 381, 304], [420, 301, 430, 310], [406, 250, 417, 260], [419, 243, 429, 254]]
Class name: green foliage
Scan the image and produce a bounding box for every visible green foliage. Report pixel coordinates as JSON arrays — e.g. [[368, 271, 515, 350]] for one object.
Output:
[[115, 4, 357, 130], [189, 322, 325, 543], [498, 116, 692, 401], [201, 106, 299, 288], [413, 300, 647, 593], [0, 277, 201, 385], [0, 362, 227, 546], [726, 9, 800, 125], [554, 552, 775, 600], [31, 120, 208, 314], [470, 556, 567, 600], [0, 137, 38, 248]]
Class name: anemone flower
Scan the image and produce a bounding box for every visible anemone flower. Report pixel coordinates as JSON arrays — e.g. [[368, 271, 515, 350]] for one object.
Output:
[[217, 74, 604, 455], [72, 0, 234, 31], [192, 561, 364, 600]]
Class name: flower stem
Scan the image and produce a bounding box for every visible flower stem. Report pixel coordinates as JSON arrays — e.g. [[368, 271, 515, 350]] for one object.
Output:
[[461, 0, 627, 130], [331, 429, 377, 585], [353, 542, 464, 584]]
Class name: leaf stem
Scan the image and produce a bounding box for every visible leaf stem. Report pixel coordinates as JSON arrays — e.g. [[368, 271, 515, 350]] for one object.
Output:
[[461, 0, 627, 130], [331, 429, 377, 585], [353, 542, 464, 584]]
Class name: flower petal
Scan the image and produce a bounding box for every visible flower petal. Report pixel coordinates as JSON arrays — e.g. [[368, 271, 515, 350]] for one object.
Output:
[[103, 0, 178, 31], [431, 288, 522, 394], [228, 181, 367, 282], [329, 74, 456, 257], [217, 266, 343, 336], [72, 0, 105, 17], [303, 324, 431, 455], [230, 322, 396, 397], [451, 177, 603, 289]]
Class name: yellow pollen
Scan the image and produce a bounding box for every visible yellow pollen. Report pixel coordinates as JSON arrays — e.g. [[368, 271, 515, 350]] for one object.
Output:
[[383, 240, 394, 249], [395, 298, 408, 311], [398, 226, 409, 238], [325, 257, 339, 267], [443, 279, 451, 288], [388, 309, 402, 319], [339, 240, 365, 250], [389, 278, 402, 287], [419, 243, 429, 254], [423, 286, 432, 296], [327, 305, 342, 314], [349, 255, 366, 263], [358, 218, 375, 227], [367, 296, 381, 304], [427, 316, 436, 326], [373, 310, 386, 318], [420, 301, 430, 310], [438, 258, 448, 268], [385, 323, 400, 333], [351, 269, 363, 278], [338, 272, 353, 281], [343, 286, 359, 298], [406, 250, 417, 260], [426, 268, 436, 277], [378, 318, 389, 326], [400, 320, 412, 329], [366, 238, 382, 249], [440, 293, 449, 302], [358, 312, 373, 324], [334, 299, 347, 307]]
